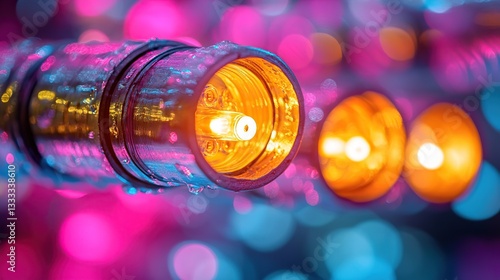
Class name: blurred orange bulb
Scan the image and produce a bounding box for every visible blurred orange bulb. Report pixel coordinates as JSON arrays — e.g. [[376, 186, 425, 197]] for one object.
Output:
[[404, 103, 482, 203], [318, 92, 406, 202]]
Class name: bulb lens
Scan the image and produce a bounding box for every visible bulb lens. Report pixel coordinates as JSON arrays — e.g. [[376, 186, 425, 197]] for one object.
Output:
[[318, 92, 406, 202], [195, 57, 300, 179], [404, 103, 482, 203]]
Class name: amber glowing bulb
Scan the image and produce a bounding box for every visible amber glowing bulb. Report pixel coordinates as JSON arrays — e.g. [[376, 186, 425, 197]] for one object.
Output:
[[318, 91, 406, 202], [0, 40, 304, 192], [404, 103, 482, 203]]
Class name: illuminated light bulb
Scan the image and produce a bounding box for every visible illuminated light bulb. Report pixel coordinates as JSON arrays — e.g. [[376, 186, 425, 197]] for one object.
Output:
[[0, 39, 304, 192], [404, 103, 482, 203], [345, 136, 371, 162], [195, 108, 257, 141], [318, 91, 406, 202], [416, 142, 444, 170]]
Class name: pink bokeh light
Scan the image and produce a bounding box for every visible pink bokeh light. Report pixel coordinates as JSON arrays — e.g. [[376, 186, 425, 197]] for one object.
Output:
[[233, 195, 253, 214], [278, 34, 314, 70], [74, 0, 116, 17], [125, 0, 182, 40], [172, 243, 218, 280], [59, 212, 122, 263], [305, 189, 320, 206], [218, 6, 266, 48], [268, 15, 315, 50]]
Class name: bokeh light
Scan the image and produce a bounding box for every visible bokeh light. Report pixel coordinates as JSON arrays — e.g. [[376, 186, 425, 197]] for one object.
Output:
[[310, 33, 343, 65], [355, 220, 403, 269], [217, 6, 266, 48], [124, 0, 182, 40], [278, 34, 314, 70], [318, 92, 406, 202], [404, 103, 482, 203], [230, 203, 295, 252], [264, 270, 308, 280], [213, 252, 242, 280], [397, 228, 446, 279], [171, 242, 218, 280], [325, 222, 399, 280], [481, 85, 500, 131], [59, 212, 122, 263], [379, 27, 416, 62], [74, 0, 116, 17], [453, 162, 500, 221]]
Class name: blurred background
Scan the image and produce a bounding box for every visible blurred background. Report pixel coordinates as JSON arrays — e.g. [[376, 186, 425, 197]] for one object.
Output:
[[1, 0, 500, 279]]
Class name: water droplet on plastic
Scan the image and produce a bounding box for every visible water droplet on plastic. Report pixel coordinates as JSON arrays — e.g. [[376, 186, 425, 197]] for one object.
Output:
[[175, 163, 193, 178], [187, 184, 204, 195], [206, 185, 217, 190], [122, 185, 137, 195], [88, 131, 95, 139], [122, 158, 130, 164], [139, 187, 153, 194]]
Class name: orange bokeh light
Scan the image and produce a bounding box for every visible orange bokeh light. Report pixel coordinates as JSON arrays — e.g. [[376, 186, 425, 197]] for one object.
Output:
[[310, 33, 343, 65], [318, 92, 406, 202], [404, 103, 482, 203], [379, 27, 416, 61]]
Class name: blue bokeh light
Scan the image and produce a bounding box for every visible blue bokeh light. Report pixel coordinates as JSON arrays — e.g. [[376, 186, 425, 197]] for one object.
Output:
[[452, 162, 500, 221], [230, 203, 295, 252], [481, 86, 500, 131], [424, 0, 452, 13], [295, 206, 336, 227], [355, 220, 403, 269], [334, 257, 396, 280]]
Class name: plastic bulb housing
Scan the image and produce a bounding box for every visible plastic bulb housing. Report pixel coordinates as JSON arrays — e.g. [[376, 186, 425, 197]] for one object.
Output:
[[0, 40, 304, 192], [317, 91, 406, 202], [404, 103, 482, 203]]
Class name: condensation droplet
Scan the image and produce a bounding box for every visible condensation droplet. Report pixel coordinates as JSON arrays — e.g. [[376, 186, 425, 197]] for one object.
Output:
[[175, 163, 193, 178], [139, 187, 153, 194], [187, 184, 205, 195], [122, 185, 138, 195]]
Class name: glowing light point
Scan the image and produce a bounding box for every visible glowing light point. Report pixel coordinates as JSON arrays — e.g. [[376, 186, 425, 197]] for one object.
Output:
[[321, 137, 345, 156], [206, 113, 257, 141], [210, 117, 230, 135], [417, 142, 444, 170], [235, 116, 257, 141], [345, 136, 371, 162]]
